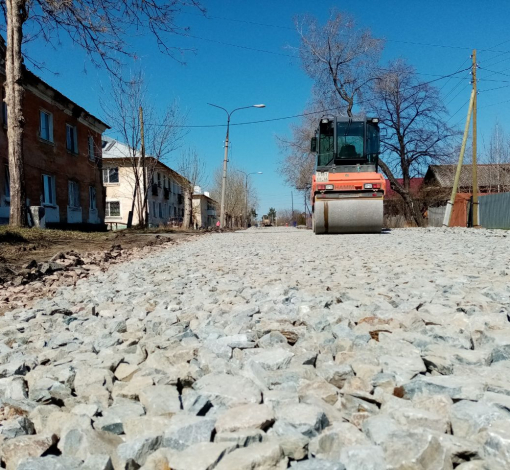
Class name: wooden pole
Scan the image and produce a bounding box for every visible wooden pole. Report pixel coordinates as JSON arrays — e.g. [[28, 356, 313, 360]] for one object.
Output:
[[472, 49, 479, 226], [443, 90, 475, 227]]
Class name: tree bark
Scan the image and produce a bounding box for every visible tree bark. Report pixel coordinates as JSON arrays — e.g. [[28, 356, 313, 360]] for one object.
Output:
[[379, 159, 425, 227], [182, 186, 191, 229], [6, 0, 27, 227]]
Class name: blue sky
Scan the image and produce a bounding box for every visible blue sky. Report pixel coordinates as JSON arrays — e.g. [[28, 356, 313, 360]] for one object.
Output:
[[22, 0, 510, 215]]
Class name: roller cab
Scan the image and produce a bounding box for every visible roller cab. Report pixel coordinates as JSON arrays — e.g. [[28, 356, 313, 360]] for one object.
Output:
[[310, 116, 385, 234]]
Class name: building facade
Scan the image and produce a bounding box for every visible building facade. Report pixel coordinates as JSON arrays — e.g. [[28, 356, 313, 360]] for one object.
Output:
[[0, 55, 109, 226], [102, 137, 185, 228], [192, 190, 218, 228]]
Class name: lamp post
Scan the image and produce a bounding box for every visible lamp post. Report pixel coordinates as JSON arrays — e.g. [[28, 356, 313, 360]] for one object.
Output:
[[237, 170, 262, 228], [208, 103, 265, 228]]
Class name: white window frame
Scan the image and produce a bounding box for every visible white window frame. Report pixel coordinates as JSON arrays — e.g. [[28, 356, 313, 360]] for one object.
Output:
[[4, 165, 10, 201], [66, 123, 78, 153], [88, 136, 95, 161], [89, 186, 97, 211], [39, 110, 54, 143], [68, 180, 80, 209], [102, 167, 119, 184], [42, 174, 56, 206], [105, 200, 121, 218]]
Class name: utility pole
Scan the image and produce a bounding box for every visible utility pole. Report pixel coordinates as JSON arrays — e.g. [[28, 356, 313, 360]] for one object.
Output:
[[472, 49, 479, 226], [443, 90, 475, 227], [140, 106, 148, 228], [291, 191, 294, 224]]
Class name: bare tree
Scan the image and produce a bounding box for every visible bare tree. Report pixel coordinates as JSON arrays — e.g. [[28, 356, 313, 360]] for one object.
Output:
[[2, 0, 203, 226], [281, 10, 382, 204], [277, 109, 317, 193], [102, 72, 187, 227], [177, 147, 207, 229], [210, 166, 257, 229], [374, 59, 457, 226], [483, 121, 510, 193], [295, 10, 383, 117]]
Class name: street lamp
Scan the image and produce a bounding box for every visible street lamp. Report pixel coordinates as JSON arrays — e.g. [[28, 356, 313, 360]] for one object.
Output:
[[208, 103, 265, 228], [237, 170, 262, 228]]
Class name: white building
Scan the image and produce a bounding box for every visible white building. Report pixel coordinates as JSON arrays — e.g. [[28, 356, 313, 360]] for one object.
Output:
[[101, 137, 185, 228]]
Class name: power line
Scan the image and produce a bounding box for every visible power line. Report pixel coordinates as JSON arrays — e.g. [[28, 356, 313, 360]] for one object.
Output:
[[141, 67, 472, 129], [182, 33, 297, 58], [180, 11, 295, 31], [479, 67, 510, 78]]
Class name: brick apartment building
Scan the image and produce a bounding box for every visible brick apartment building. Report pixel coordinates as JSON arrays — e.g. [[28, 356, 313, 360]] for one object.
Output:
[[0, 40, 109, 226]]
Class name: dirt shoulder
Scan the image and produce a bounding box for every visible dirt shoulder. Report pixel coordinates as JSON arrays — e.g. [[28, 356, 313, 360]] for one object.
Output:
[[0, 226, 211, 313]]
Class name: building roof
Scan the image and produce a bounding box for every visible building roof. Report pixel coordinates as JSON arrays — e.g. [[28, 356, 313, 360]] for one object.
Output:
[[101, 136, 189, 184], [385, 178, 424, 198], [0, 36, 109, 132], [424, 164, 510, 189]]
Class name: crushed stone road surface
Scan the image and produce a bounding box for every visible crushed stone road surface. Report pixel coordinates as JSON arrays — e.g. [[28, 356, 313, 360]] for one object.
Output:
[[2, 227, 510, 470]]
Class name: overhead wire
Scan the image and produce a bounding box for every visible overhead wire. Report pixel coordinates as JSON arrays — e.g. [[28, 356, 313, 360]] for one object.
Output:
[[142, 67, 471, 129]]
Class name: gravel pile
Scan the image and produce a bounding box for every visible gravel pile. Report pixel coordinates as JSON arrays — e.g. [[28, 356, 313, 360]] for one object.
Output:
[[0, 227, 509, 469]]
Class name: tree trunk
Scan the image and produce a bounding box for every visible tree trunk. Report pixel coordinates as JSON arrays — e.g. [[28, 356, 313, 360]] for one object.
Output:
[[379, 159, 426, 228], [182, 187, 191, 229], [6, 0, 27, 227]]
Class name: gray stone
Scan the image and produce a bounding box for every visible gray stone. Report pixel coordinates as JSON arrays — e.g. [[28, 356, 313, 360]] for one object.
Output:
[[490, 344, 510, 364], [451, 400, 510, 439], [215, 428, 265, 447], [309, 422, 370, 460], [192, 373, 262, 407], [117, 435, 162, 467], [58, 427, 123, 465], [123, 416, 173, 439], [249, 348, 294, 371], [0, 434, 57, 470], [162, 414, 216, 450], [379, 354, 426, 385], [167, 441, 237, 470], [81, 454, 114, 470], [340, 445, 386, 470], [403, 376, 485, 401], [94, 399, 145, 434], [479, 419, 510, 466], [382, 431, 451, 470], [139, 385, 181, 416], [290, 458, 345, 470], [16, 456, 83, 470], [215, 403, 274, 433], [273, 403, 329, 439], [0, 416, 35, 439], [215, 441, 286, 470]]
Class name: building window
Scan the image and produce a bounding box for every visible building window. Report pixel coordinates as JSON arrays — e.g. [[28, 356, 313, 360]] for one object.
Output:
[[89, 186, 97, 210], [158, 203, 162, 218], [42, 174, 56, 206], [68, 181, 80, 208], [102, 167, 119, 184], [66, 124, 78, 153], [157, 172, 161, 187], [40, 111, 53, 142], [153, 201, 156, 216], [88, 136, 95, 161], [4, 165, 10, 201], [106, 201, 120, 217]]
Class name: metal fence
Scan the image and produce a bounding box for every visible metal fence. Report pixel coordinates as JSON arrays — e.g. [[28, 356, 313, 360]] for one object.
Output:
[[479, 192, 510, 229], [428, 206, 446, 227]]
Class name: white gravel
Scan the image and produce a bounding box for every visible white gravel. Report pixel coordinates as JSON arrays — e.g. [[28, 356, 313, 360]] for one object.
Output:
[[2, 227, 510, 470]]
